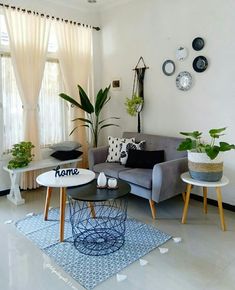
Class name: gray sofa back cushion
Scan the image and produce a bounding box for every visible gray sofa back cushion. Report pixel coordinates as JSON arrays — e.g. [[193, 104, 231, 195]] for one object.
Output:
[[122, 132, 186, 161]]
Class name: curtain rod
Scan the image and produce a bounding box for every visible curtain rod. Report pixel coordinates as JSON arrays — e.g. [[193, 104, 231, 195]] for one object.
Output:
[[0, 3, 101, 31]]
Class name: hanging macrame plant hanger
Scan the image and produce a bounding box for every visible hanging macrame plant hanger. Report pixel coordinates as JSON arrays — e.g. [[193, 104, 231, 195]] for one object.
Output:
[[132, 56, 149, 133]]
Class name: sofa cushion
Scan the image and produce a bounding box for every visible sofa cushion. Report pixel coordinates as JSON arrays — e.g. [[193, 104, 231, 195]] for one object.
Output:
[[50, 150, 83, 161], [93, 162, 129, 178], [125, 149, 164, 169], [120, 140, 145, 165], [50, 141, 82, 151], [119, 168, 152, 189], [106, 136, 135, 163]]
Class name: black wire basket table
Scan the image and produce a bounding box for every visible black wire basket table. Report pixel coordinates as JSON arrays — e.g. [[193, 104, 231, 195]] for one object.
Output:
[[67, 179, 130, 256]]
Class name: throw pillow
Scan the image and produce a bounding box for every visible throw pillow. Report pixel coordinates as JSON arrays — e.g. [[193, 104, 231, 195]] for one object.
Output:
[[50, 150, 83, 161], [50, 141, 82, 151], [106, 136, 135, 162], [125, 149, 165, 169], [120, 140, 145, 165]]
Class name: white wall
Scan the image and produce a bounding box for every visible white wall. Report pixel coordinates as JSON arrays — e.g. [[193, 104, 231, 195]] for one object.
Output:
[[100, 0, 235, 204], [0, 0, 102, 191]]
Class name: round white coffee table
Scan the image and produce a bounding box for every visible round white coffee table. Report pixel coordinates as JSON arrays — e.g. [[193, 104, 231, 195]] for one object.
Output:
[[36, 168, 95, 241], [181, 172, 229, 231]]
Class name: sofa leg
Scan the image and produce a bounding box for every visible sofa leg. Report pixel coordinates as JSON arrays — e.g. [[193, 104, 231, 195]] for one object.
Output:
[[149, 199, 156, 219]]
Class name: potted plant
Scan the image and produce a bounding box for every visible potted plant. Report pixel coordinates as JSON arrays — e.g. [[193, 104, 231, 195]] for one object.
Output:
[[125, 94, 144, 117], [8, 141, 35, 169], [59, 85, 119, 147], [177, 127, 235, 181]]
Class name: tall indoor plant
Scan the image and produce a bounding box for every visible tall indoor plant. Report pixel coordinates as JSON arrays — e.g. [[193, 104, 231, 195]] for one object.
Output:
[[59, 85, 119, 147], [177, 127, 235, 181]]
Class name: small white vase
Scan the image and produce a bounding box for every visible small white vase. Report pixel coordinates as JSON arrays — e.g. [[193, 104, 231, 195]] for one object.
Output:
[[108, 178, 117, 188], [97, 172, 107, 187]]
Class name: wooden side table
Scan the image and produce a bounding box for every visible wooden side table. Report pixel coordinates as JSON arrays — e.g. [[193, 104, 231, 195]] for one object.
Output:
[[181, 172, 229, 231], [36, 168, 95, 242]]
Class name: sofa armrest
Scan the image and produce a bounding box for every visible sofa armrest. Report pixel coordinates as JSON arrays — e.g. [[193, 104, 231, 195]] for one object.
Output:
[[152, 157, 188, 203], [88, 146, 109, 170]]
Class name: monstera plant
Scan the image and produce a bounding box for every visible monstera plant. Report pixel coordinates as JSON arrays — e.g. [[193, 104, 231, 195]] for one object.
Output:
[[59, 85, 119, 147]]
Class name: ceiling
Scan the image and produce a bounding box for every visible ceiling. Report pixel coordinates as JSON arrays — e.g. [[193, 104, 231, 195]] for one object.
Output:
[[53, 0, 119, 10]]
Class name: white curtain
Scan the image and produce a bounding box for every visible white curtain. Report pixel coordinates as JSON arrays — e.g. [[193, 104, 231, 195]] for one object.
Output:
[[4, 8, 51, 189], [39, 60, 68, 147], [0, 55, 23, 152], [55, 22, 93, 168]]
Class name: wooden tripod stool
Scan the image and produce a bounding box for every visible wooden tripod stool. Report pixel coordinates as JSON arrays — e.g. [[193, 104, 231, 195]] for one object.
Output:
[[181, 172, 229, 231]]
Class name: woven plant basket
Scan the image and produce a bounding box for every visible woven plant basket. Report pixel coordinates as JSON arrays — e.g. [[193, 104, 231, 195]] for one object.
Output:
[[188, 151, 223, 182]]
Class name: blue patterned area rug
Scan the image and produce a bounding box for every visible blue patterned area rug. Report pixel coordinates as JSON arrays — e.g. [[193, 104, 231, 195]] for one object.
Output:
[[15, 207, 171, 290]]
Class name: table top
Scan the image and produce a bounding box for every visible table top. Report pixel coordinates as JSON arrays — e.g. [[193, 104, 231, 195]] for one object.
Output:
[[67, 179, 131, 202], [36, 168, 95, 188], [181, 172, 229, 187], [3, 157, 82, 173]]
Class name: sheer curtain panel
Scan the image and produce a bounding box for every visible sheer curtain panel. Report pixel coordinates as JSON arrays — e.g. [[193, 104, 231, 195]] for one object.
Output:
[[0, 55, 23, 152], [4, 7, 51, 189], [55, 22, 93, 168]]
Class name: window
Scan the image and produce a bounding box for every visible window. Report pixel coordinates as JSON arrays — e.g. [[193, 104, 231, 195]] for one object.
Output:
[[0, 14, 68, 153]]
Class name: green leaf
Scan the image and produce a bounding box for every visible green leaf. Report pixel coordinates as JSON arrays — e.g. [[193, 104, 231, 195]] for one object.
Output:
[[219, 142, 235, 152], [71, 117, 92, 124], [59, 93, 83, 109], [95, 85, 111, 116], [209, 127, 227, 138], [205, 145, 220, 160], [177, 138, 195, 151], [98, 117, 120, 125], [69, 127, 78, 135], [94, 89, 104, 116], [99, 123, 119, 131], [77, 85, 94, 114], [179, 131, 202, 139]]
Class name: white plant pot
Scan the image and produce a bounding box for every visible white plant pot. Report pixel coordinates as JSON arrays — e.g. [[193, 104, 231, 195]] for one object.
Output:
[[188, 151, 223, 182]]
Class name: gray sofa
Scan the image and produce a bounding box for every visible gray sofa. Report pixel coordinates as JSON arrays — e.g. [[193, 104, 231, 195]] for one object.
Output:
[[88, 132, 188, 218]]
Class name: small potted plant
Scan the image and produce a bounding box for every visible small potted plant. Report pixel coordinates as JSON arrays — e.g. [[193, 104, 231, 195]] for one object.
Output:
[[8, 141, 35, 169], [125, 94, 144, 117], [177, 127, 235, 181]]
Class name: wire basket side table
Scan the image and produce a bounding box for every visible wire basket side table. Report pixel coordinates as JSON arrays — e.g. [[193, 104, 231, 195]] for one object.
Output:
[[67, 179, 130, 256]]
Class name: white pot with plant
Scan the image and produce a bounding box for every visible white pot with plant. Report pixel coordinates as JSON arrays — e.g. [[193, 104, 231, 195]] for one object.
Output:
[[177, 127, 235, 182]]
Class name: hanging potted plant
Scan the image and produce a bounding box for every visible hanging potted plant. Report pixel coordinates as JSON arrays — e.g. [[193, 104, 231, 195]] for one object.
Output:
[[125, 94, 144, 117], [177, 127, 235, 182]]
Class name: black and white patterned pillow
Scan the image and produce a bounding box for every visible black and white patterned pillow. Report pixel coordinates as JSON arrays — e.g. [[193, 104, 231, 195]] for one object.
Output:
[[120, 140, 145, 165], [106, 136, 135, 162]]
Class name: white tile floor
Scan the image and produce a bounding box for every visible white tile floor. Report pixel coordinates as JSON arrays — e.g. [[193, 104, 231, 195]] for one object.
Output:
[[1, 189, 235, 290]]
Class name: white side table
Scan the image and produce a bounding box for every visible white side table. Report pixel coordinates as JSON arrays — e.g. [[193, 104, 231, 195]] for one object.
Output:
[[36, 168, 95, 242], [181, 172, 229, 231], [3, 157, 82, 205]]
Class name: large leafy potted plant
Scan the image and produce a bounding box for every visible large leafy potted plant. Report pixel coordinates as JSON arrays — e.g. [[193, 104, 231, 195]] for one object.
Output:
[[59, 85, 119, 147], [177, 127, 235, 181]]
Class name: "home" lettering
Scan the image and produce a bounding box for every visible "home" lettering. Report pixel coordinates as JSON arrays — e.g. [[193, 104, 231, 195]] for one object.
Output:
[[54, 166, 79, 178]]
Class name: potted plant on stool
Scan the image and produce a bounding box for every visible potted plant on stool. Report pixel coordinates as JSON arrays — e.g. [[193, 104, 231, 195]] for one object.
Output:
[[177, 127, 235, 181]]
